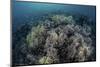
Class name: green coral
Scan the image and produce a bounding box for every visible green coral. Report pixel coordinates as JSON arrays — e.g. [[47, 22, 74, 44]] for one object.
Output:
[[26, 25, 45, 48], [39, 56, 53, 64], [51, 15, 74, 25]]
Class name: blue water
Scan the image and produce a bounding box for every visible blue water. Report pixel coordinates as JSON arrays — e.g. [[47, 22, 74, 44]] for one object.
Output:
[[12, 1, 96, 32]]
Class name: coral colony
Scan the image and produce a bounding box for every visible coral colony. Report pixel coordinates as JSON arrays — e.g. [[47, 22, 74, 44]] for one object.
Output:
[[12, 14, 96, 66]]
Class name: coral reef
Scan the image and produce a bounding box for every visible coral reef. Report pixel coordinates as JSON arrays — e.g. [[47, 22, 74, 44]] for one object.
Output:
[[12, 14, 96, 66]]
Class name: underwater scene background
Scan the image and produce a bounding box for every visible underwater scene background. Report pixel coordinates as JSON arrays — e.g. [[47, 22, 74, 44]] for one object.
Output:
[[12, 1, 96, 66]]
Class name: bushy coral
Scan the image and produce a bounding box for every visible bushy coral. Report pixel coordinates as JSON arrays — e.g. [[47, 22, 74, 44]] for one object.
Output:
[[26, 25, 46, 48], [39, 56, 53, 64], [12, 14, 96, 66]]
